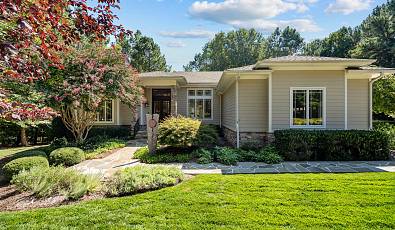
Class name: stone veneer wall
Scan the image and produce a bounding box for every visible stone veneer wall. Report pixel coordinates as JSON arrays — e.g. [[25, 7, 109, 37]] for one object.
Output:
[[222, 127, 274, 147]]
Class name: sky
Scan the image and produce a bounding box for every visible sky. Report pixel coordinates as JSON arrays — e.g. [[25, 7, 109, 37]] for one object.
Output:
[[114, 0, 387, 70]]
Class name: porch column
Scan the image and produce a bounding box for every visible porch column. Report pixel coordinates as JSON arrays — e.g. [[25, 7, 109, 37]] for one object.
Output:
[[268, 73, 273, 132], [173, 87, 178, 116]]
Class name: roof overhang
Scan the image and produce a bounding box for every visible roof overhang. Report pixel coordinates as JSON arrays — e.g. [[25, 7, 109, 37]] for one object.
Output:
[[139, 76, 187, 87], [217, 70, 272, 94], [346, 68, 395, 80], [255, 60, 376, 70]]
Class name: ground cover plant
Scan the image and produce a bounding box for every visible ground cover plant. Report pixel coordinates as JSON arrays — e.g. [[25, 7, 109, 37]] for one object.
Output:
[[134, 146, 195, 163], [11, 166, 100, 200], [105, 165, 185, 196], [0, 173, 393, 229]]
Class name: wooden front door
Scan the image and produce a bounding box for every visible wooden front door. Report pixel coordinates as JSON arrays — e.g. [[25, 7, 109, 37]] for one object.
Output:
[[152, 89, 171, 121]]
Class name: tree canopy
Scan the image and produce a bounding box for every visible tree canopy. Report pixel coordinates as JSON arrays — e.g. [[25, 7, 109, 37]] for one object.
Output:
[[264, 27, 304, 59], [119, 30, 170, 73]]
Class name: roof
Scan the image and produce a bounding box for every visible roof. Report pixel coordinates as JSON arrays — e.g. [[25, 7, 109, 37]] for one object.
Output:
[[261, 55, 376, 63], [139, 71, 223, 84]]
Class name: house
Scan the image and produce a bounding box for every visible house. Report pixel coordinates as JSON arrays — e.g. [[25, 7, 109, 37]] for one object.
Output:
[[94, 56, 395, 147]]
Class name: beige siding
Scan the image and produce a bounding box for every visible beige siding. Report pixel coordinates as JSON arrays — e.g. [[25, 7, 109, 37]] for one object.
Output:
[[177, 87, 220, 125], [272, 70, 345, 130], [119, 102, 134, 125], [222, 82, 236, 130], [239, 79, 268, 132], [348, 79, 369, 130]]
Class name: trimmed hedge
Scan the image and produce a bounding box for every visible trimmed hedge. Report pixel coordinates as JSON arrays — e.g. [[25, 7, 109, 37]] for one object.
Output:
[[2, 156, 49, 180], [274, 130, 390, 161], [158, 116, 218, 148], [49, 147, 85, 166]]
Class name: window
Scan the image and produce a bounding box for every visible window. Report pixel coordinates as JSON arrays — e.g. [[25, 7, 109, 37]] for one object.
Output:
[[97, 100, 113, 122], [187, 89, 213, 120], [290, 88, 325, 128]]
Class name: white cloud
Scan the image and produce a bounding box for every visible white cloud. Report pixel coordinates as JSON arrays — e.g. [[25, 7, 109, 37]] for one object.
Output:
[[166, 41, 186, 48], [326, 0, 372, 15], [159, 29, 215, 38], [188, 0, 321, 32]]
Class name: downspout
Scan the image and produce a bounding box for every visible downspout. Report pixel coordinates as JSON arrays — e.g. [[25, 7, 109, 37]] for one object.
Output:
[[236, 73, 240, 148], [369, 72, 385, 129]]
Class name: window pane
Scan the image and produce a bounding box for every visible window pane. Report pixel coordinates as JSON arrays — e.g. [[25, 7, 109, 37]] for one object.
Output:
[[106, 101, 113, 121], [293, 90, 307, 125], [309, 90, 323, 125], [188, 99, 195, 118], [188, 90, 195, 97], [98, 103, 105, 121], [197, 90, 203, 96], [204, 90, 212, 96], [196, 99, 204, 119], [204, 99, 212, 119]]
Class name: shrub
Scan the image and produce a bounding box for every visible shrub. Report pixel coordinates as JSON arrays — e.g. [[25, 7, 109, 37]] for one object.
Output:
[[49, 147, 85, 166], [274, 130, 390, 161], [105, 165, 184, 197], [194, 148, 214, 164], [11, 166, 100, 200], [158, 116, 218, 148], [213, 147, 239, 165], [2, 156, 49, 180], [88, 126, 130, 139], [255, 145, 282, 164], [240, 140, 265, 151], [374, 122, 395, 150], [133, 146, 195, 163]]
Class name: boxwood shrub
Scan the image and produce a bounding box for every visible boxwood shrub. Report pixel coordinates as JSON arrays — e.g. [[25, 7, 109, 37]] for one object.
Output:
[[158, 116, 218, 148], [49, 147, 85, 166], [2, 156, 49, 180], [274, 130, 390, 161]]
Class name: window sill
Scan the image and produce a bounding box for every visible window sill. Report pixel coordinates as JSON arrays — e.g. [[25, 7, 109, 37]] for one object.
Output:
[[290, 125, 326, 129]]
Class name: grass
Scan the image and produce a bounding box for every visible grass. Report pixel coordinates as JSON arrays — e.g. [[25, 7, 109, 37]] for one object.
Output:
[[0, 146, 47, 159], [0, 173, 394, 229]]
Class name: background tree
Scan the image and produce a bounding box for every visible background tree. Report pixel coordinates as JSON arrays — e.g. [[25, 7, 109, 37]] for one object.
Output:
[[184, 29, 265, 71], [263, 27, 304, 58], [302, 39, 323, 56], [373, 75, 395, 118], [119, 30, 170, 72], [42, 43, 141, 143], [351, 0, 395, 67]]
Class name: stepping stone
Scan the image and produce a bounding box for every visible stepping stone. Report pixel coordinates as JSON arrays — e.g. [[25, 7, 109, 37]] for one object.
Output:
[[306, 167, 327, 173], [254, 168, 279, 174]]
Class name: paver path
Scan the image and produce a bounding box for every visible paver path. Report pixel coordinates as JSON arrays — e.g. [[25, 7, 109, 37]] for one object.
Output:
[[74, 140, 395, 176]]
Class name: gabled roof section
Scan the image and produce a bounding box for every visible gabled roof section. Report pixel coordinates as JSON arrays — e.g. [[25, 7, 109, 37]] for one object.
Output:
[[139, 71, 222, 85]]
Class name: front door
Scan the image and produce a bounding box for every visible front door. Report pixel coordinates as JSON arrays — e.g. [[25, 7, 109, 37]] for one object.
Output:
[[152, 89, 171, 121]]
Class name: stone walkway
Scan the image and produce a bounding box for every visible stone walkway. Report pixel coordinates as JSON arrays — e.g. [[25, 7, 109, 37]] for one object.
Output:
[[176, 161, 395, 175]]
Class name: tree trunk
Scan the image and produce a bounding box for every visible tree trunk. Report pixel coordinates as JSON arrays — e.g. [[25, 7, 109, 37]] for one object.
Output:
[[20, 128, 28, 146]]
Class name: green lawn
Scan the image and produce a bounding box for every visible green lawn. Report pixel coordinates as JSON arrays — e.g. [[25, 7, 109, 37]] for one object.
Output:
[[0, 146, 46, 159], [0, 173, 394, 229]]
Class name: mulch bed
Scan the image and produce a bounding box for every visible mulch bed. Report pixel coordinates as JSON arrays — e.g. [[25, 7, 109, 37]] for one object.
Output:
[[0, 185, 104, 212]]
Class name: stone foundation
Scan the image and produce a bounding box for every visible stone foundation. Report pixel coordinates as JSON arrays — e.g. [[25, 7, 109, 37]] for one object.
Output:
[[222, 127, 274, 147]]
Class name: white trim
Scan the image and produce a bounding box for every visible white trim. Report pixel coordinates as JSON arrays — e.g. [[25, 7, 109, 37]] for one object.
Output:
[[174, 87, 178, 116], [289, 87, 327, 129], [369, 73, 386, 129], [236, 75, 240, 148], [139, 100, 143, 126], [220, 94, 222, 127], [268, 73, 272, 133], [116, 99, 120, 125], [344, 75, 348, 130], [186, 88, 214, 120], [95, 100, 115, 124]]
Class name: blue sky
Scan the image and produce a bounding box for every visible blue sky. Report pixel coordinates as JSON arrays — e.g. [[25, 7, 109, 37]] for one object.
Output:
[[114, 0, 386, 70]]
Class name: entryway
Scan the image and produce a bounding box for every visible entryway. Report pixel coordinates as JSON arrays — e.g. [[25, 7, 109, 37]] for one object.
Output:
[[152, 89, 171, 121]]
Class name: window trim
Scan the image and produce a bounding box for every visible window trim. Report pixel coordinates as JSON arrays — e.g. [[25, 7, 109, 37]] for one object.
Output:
[[95, 100, 115, 124], [289, 87, 326, 129], [186, 88, 214, 120]]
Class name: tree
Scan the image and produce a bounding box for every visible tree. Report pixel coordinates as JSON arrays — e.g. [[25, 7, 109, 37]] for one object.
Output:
[[351, 0, 395, 67], [184, 29, 265, 71], [119, 31, 170, 72], [0, 0, 129, 82], [0, 88, 55, 146], [42, 43, 141, 143], [264, 27, 304, 58], [303, 39, 323, 56], [373, 75, 395, 118]]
